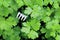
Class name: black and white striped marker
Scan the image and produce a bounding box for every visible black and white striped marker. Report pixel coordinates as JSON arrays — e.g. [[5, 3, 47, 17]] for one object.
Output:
[[16, 12, 28, 21]]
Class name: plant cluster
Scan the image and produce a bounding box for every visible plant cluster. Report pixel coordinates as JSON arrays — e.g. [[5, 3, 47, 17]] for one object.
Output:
[[0, 0, 60, 40]]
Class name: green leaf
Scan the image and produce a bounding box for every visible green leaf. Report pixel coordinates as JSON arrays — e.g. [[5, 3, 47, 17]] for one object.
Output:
[[0, 29, 3, 36], [6, 16, 18, 26], [24, 7, 32, 15], [10, 0, 19, 11], [0, 6, 13, 17], [0, 0, 3, 6], [46, 19, 60, 30], [42, 16, 51, 22], [53, 1, 59, 9], [49, 0, 54, 5], [54, 8, 60, 19], [15, 0, 24, 8], [31, 5, 42, 19], [23, 19, 40, 31], [41, 28, 47, 33], [23, 0, 33, 7], [30, 19, 40, 31], [56, 35, 60, 40], [35, 0, 43, 6], [30, 0, 37, 5], [28, 30, 38, 39], [50, 31, 55, 37], [13, 26, 20, 35], [0, 17, 11, 30], [22, 22, 31, 28], [21, 27, 30, 34], [45, 29, 55, 38], [44, 0, 50, 5], [3, 29, 20, 40], [3, 0, 12, 7]]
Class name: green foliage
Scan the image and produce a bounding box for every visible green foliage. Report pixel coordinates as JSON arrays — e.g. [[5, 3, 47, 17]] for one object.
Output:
[[0, 0, 60, 40], [24, 7, 32, 15], [3, 27, 20, 40], [55, 35, 60, 40], [22, 18, 40, 31], [21, 27, 30, 34], [28, 30, 38, 39]]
